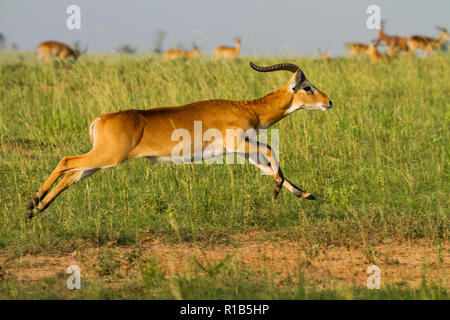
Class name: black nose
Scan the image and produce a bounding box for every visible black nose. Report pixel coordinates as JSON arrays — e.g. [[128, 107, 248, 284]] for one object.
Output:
[[328, 100, 332, 108]]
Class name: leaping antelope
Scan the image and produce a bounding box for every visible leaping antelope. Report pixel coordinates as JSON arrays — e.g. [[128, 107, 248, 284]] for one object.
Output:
[[36, 41, 84, 65], [164, 47, 201, 61], [407, 27, 449, 56], [215, 38, 242, 60], [27, 62, 332, 219], [346, 43, 369, 59]]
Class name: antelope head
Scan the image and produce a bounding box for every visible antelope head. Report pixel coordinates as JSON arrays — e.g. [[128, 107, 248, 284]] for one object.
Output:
[[189, 45, 201, 58], [250, 62, 332, 111], [73, 41, 88, 60]]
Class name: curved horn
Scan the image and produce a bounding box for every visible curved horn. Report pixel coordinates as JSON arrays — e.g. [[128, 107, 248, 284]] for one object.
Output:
[[249, 61, 300, 74]]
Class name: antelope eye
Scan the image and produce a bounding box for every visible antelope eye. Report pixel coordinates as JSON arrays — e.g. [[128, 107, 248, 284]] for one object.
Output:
[[303, 86, 311, 91]]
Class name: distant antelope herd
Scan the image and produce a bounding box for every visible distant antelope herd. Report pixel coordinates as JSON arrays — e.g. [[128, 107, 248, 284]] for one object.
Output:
[[36, 38, 245, 64], [164, 38, 243, 61], [36, 25, 447, 65], [164, 46, 200, 61], [346, 22, 448, 62]]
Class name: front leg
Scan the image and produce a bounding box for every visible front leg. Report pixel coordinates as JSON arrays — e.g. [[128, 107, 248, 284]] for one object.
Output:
[[250, 160, 315, 200], [236, 138, 315, 200], [245, 138, 284, 198]]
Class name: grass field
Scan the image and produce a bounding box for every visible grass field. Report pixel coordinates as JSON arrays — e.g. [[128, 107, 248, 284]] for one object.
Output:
[[0, 51, 448, 299]]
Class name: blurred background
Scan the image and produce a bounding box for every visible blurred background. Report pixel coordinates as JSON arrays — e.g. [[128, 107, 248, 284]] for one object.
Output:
[[0, 0, 449, 56]]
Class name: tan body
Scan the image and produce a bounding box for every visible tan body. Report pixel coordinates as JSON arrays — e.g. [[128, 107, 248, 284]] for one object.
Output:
[[407, 29, 449, 56], [27, 62, 332, 219], [36, 41, 80, 64], [346, 43, 369, 58], [164, 48, 200, 61], [215, 39, 242, 60]]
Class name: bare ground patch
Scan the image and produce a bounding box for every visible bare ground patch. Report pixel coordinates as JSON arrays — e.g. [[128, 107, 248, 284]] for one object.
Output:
[[1, 235, 448, 289]]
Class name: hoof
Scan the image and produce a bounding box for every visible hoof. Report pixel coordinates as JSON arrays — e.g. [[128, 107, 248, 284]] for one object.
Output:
[[27, 192, 43, 211], [28, 196, 39, 210], [273, 185, 282, 199], [302, 192, 316, 200], [27, 207, 39, 220], [27, 211, 34, 220]]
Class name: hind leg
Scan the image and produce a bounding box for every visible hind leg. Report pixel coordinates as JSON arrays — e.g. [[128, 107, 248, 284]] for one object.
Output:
[[28, 169, 99, 219], [28, 155, 89, 211], [27, 150, 124, 219]]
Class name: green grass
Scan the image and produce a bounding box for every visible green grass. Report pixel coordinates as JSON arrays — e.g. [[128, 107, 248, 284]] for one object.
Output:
[[0, 51, 448, 299]]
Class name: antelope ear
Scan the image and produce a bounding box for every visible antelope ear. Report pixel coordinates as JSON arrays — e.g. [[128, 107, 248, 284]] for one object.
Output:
[[288, 70, 305, 93]]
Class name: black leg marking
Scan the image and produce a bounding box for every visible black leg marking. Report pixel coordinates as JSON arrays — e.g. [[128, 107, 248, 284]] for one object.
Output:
[[273, 178, 284, 199]]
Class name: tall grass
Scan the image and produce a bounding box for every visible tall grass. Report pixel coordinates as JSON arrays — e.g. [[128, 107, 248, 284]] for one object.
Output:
[[0, 52, 448, 257]]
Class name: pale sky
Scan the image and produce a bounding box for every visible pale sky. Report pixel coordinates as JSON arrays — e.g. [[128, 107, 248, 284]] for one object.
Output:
[[0, 0, 449, 56]]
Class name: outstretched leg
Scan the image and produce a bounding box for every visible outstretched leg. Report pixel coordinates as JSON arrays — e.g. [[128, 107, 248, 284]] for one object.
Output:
[[250, 159, 315, 200], [27, 113, 146, 219], [27, 150, 123, 219], [28, 154, 91, 211], [28, 169, 98, 219], [236, 138, 315, 200]]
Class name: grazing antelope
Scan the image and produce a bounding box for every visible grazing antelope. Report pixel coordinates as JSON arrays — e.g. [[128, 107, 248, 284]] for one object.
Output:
[[375, 21, 409, 55], [27, 62, 332, 219], [408, 27, 449, 56], [346, 43, 369, 59], [164, 47, 200, 61], [215, 38, 242, 60], [36, 41, 83, 64]]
